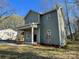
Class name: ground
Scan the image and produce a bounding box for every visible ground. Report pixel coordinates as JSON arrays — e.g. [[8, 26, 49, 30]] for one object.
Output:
[[0, 40, 79, 59]]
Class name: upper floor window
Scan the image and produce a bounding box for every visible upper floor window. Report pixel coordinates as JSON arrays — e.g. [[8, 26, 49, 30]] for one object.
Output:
[[47, 14, 52, 20]]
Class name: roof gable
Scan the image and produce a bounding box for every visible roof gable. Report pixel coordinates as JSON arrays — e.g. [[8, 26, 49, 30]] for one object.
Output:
[[24, 10, 40, 19], [24, 7, 58, 19]]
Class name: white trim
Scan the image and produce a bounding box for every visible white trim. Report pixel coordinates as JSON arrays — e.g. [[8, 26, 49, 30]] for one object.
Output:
[[31, 27, 34, 44], [17, 23, 38, 30], [57, 7, 62, 46]]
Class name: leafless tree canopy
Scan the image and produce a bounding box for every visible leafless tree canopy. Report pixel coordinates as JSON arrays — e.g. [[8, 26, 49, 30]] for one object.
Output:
[[0, 0, 15, 22]]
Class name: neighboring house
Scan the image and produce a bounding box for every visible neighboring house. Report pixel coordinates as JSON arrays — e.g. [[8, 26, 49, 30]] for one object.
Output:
[[0, 28, 17, 40], [18, 7, 66, 46]]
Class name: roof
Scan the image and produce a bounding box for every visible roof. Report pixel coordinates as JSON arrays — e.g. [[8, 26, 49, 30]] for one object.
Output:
[[24, 7, 58, 19]]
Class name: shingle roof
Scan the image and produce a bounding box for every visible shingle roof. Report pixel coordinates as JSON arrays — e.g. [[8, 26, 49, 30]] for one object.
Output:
[[24, 7, 58, 20]]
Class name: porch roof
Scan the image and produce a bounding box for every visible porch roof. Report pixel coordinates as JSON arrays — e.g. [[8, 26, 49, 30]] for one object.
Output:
[[17, 23, 39, 30]]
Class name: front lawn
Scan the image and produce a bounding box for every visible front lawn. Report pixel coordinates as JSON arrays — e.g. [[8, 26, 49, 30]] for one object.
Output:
[[0, 40, 79, 59]]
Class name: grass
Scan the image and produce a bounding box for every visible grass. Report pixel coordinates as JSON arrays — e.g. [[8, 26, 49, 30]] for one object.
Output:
[[0, 40, 79, 59]]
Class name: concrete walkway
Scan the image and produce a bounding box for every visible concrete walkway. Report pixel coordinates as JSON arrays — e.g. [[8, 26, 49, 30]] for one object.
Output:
[[0, 42, 31, 47]]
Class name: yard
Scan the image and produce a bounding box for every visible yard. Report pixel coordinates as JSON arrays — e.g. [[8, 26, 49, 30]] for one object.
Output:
[[0, 40, 79, 59]]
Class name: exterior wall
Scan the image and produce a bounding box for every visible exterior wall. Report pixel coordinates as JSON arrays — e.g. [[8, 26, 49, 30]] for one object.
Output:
[[24, 28, 40, 44], [24, 11, 40, 44], [37, 26, 40, 43], [24, 11, 40, 24], [40, 10, 60, 45], [24, 30, 32, 43]]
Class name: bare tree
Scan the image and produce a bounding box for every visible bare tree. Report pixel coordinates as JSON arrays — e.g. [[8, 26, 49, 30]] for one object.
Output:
[[0, 0, 16, 29], [71, 0, 79, 40], [74, 0, 79, 28], [0, 0, 15, 23]]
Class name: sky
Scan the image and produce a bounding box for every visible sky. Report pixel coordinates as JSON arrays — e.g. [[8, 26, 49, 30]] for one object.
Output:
[[8, 0, 57, 16], [7, 0, 65, 16], [0, 0, 76, 18]]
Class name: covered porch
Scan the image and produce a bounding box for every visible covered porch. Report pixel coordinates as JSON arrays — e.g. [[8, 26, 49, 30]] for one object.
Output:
[[17, 23, 40, 44]]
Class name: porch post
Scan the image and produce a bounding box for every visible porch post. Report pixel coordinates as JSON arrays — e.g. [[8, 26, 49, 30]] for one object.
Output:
[[31, 27, 34, 44]]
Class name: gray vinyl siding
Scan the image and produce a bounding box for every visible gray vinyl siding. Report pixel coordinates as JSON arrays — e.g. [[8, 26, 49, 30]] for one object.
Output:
[[24, 11, 40, 24], [24, 30, 31, 43], [37, 25, 40, 43], [40, 11, 60, 45]]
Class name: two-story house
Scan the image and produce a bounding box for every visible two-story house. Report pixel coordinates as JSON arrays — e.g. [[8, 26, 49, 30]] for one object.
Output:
[[18, 7, 66, 46]]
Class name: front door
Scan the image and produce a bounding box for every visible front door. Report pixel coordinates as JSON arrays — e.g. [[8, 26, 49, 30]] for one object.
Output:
[[34, 34, 37, 42], [33, 29, 38, 43]]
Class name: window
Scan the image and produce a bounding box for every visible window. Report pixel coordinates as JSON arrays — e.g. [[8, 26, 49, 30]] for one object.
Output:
[[47, 14, 52, 20], [46, 29, 52, 39]]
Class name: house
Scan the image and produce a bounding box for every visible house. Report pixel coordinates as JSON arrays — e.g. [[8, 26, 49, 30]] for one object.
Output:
[[17, 7, 66, 46]]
